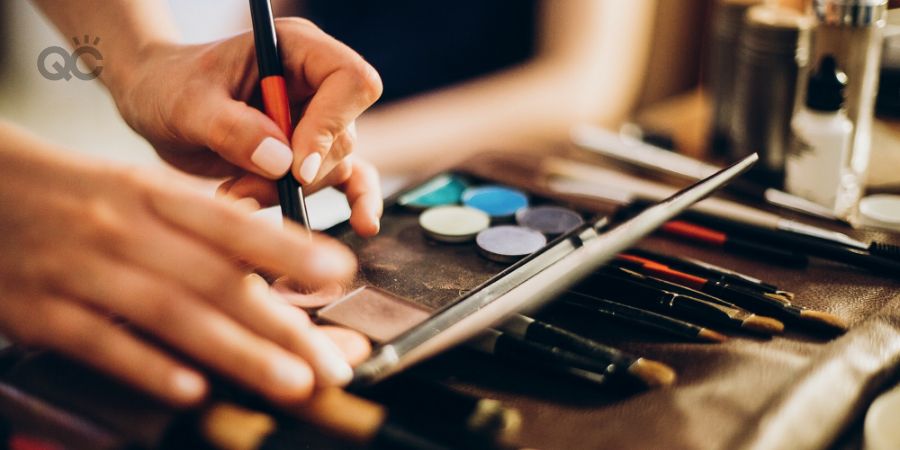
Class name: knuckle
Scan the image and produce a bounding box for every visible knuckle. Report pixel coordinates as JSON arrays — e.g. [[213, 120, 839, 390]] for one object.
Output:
[[83, 198, 129, 246], [351, 60, 383, 104], [331, 133, 354, 160]]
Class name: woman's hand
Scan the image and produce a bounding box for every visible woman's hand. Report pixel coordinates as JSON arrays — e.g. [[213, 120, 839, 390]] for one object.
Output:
[[109, 18, 384, 236], [0, 123, 360, 406]]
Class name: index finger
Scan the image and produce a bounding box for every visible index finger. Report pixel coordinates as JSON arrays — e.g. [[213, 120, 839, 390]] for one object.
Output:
[[145, 179, 357, 291]]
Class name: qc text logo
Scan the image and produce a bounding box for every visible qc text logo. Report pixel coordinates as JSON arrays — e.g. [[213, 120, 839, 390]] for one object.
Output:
[[37, 35, 103, 81]]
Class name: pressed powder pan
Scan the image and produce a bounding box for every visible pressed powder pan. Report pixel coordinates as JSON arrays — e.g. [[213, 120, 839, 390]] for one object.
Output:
[[419, 206, 491, 243], [476, 226, 548, 263], [462, 186, 529, 220], [516, 205, 585, 236]]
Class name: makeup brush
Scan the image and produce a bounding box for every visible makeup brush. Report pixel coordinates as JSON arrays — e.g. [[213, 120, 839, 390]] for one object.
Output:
[[203, 397, 497, 450], [577, 271, 784, 336], [616, 255, 848, 335], [628, 248, 794, 299], [610, 260, 761, 307], [619, 255, 847, 333], [249, 0, 311, 229], [497, 314, 677, 388], [659, 221, 808, 268], [669, 209, 900, 276], [468, 329, 676, 389], [558, 291, 727, 343]]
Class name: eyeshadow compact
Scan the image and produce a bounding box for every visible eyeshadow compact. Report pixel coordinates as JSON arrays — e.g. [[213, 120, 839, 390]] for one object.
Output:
[[317, 154, 755, 383], [326, 171, 597, 310]]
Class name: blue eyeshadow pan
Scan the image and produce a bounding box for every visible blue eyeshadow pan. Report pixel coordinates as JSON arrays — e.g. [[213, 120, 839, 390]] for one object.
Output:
[[461, 185, 529, 219], [398, 174, 468, 209]]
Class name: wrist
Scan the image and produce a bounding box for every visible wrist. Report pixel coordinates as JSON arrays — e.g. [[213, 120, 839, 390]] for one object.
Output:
[[101, 38, 179, 106]]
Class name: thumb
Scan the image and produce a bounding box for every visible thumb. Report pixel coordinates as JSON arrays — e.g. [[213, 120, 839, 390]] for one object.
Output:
[[200, 98, 295, 179]]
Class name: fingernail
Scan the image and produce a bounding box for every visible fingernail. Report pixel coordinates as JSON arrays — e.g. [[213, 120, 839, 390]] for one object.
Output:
[[370, 212, 381, 234], [272, 356, 314, 391], [311, 249, 349, 278], [172, 369, 206, 400], [251, 137, 294, 177], [308, 327, 354, 386], [299, 152, 322, 185]]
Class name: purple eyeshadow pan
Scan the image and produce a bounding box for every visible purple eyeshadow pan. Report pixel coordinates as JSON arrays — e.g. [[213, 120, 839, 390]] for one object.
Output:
[[476, 225, 548, 263], [515, 205, 584, 236]]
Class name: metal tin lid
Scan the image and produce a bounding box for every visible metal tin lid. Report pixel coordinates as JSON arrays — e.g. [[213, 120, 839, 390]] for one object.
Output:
[[815, 0, 888, 27], [743, 5, 815, 55], [859, 194, 900, 231]]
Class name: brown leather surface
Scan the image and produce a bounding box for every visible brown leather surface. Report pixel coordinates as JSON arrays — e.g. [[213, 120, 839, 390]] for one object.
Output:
[[3, 151, 900, 450], [403, 151, 900, 450]]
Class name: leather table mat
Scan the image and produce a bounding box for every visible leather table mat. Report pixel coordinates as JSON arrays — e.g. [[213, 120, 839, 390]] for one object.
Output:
[[414, 151, 900, 450], [3, 151, 900, 450]]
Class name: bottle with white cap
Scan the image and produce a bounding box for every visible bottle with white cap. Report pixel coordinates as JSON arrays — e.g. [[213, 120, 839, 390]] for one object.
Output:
[[786, 55, 854, 211], [812, 0, 888, 220]]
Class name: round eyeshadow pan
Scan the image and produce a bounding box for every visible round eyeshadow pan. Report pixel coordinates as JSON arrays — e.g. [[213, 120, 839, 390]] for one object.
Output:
[[461, 185, 529, 219], [476, 225, 548, 263], [419, 206, 491, 243], [516, 205, 584, 235], [397, 174, 468, 209]]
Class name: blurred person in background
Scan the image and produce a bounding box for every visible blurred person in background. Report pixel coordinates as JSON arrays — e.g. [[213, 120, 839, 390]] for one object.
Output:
[[280, 0, 659, 176]]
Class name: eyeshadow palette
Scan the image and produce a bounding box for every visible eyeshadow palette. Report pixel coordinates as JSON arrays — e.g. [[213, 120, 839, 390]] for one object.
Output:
[[327, 172, 597, 311]]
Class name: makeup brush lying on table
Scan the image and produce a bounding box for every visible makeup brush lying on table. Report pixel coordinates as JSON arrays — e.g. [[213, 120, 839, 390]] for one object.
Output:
[[557, 292, 728, 343], [615, 254, 849, 335], [576, 270, 784, 336], [627, 248, 795, 300], [491, 314, 676, 388], [657, 220, 808, 268]]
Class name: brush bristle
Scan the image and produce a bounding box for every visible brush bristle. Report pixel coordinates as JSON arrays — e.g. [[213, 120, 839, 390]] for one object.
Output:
[[775, 290, 796, 301], [741, 315, 785, 335], [697, 328, 728, 343], [800, 310, 849, 333], [628, 358, 677, 388], [870, 242, 900, 261]]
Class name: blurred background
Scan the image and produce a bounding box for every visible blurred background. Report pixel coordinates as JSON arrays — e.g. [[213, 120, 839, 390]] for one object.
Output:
[[0, 1, 897, 192]]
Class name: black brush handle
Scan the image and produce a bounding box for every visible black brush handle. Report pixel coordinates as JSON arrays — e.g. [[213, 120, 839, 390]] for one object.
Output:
[[723, 237, 808, 268], [492, 334, 616, 385], [681, 211, 900, 276], [560, 297, 708, 341], [524, 320, 633, 367]]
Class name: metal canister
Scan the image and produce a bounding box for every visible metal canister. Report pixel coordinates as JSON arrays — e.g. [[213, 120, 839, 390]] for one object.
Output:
[[708, 0, 765, 155], [730, 5, 814, 187]]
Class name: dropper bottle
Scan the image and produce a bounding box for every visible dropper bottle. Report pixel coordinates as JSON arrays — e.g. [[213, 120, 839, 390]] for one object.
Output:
[[786, 55, 854, 212]]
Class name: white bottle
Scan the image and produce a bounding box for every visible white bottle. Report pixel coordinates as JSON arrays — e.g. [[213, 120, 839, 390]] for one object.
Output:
[[786, 55, 854, 212]]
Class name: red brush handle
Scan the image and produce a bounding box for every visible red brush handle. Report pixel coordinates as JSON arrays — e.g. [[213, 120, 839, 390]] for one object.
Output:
[[260, 75, 293, 139], [618, 253, 708, 290], [661, 221, 727, 246]]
